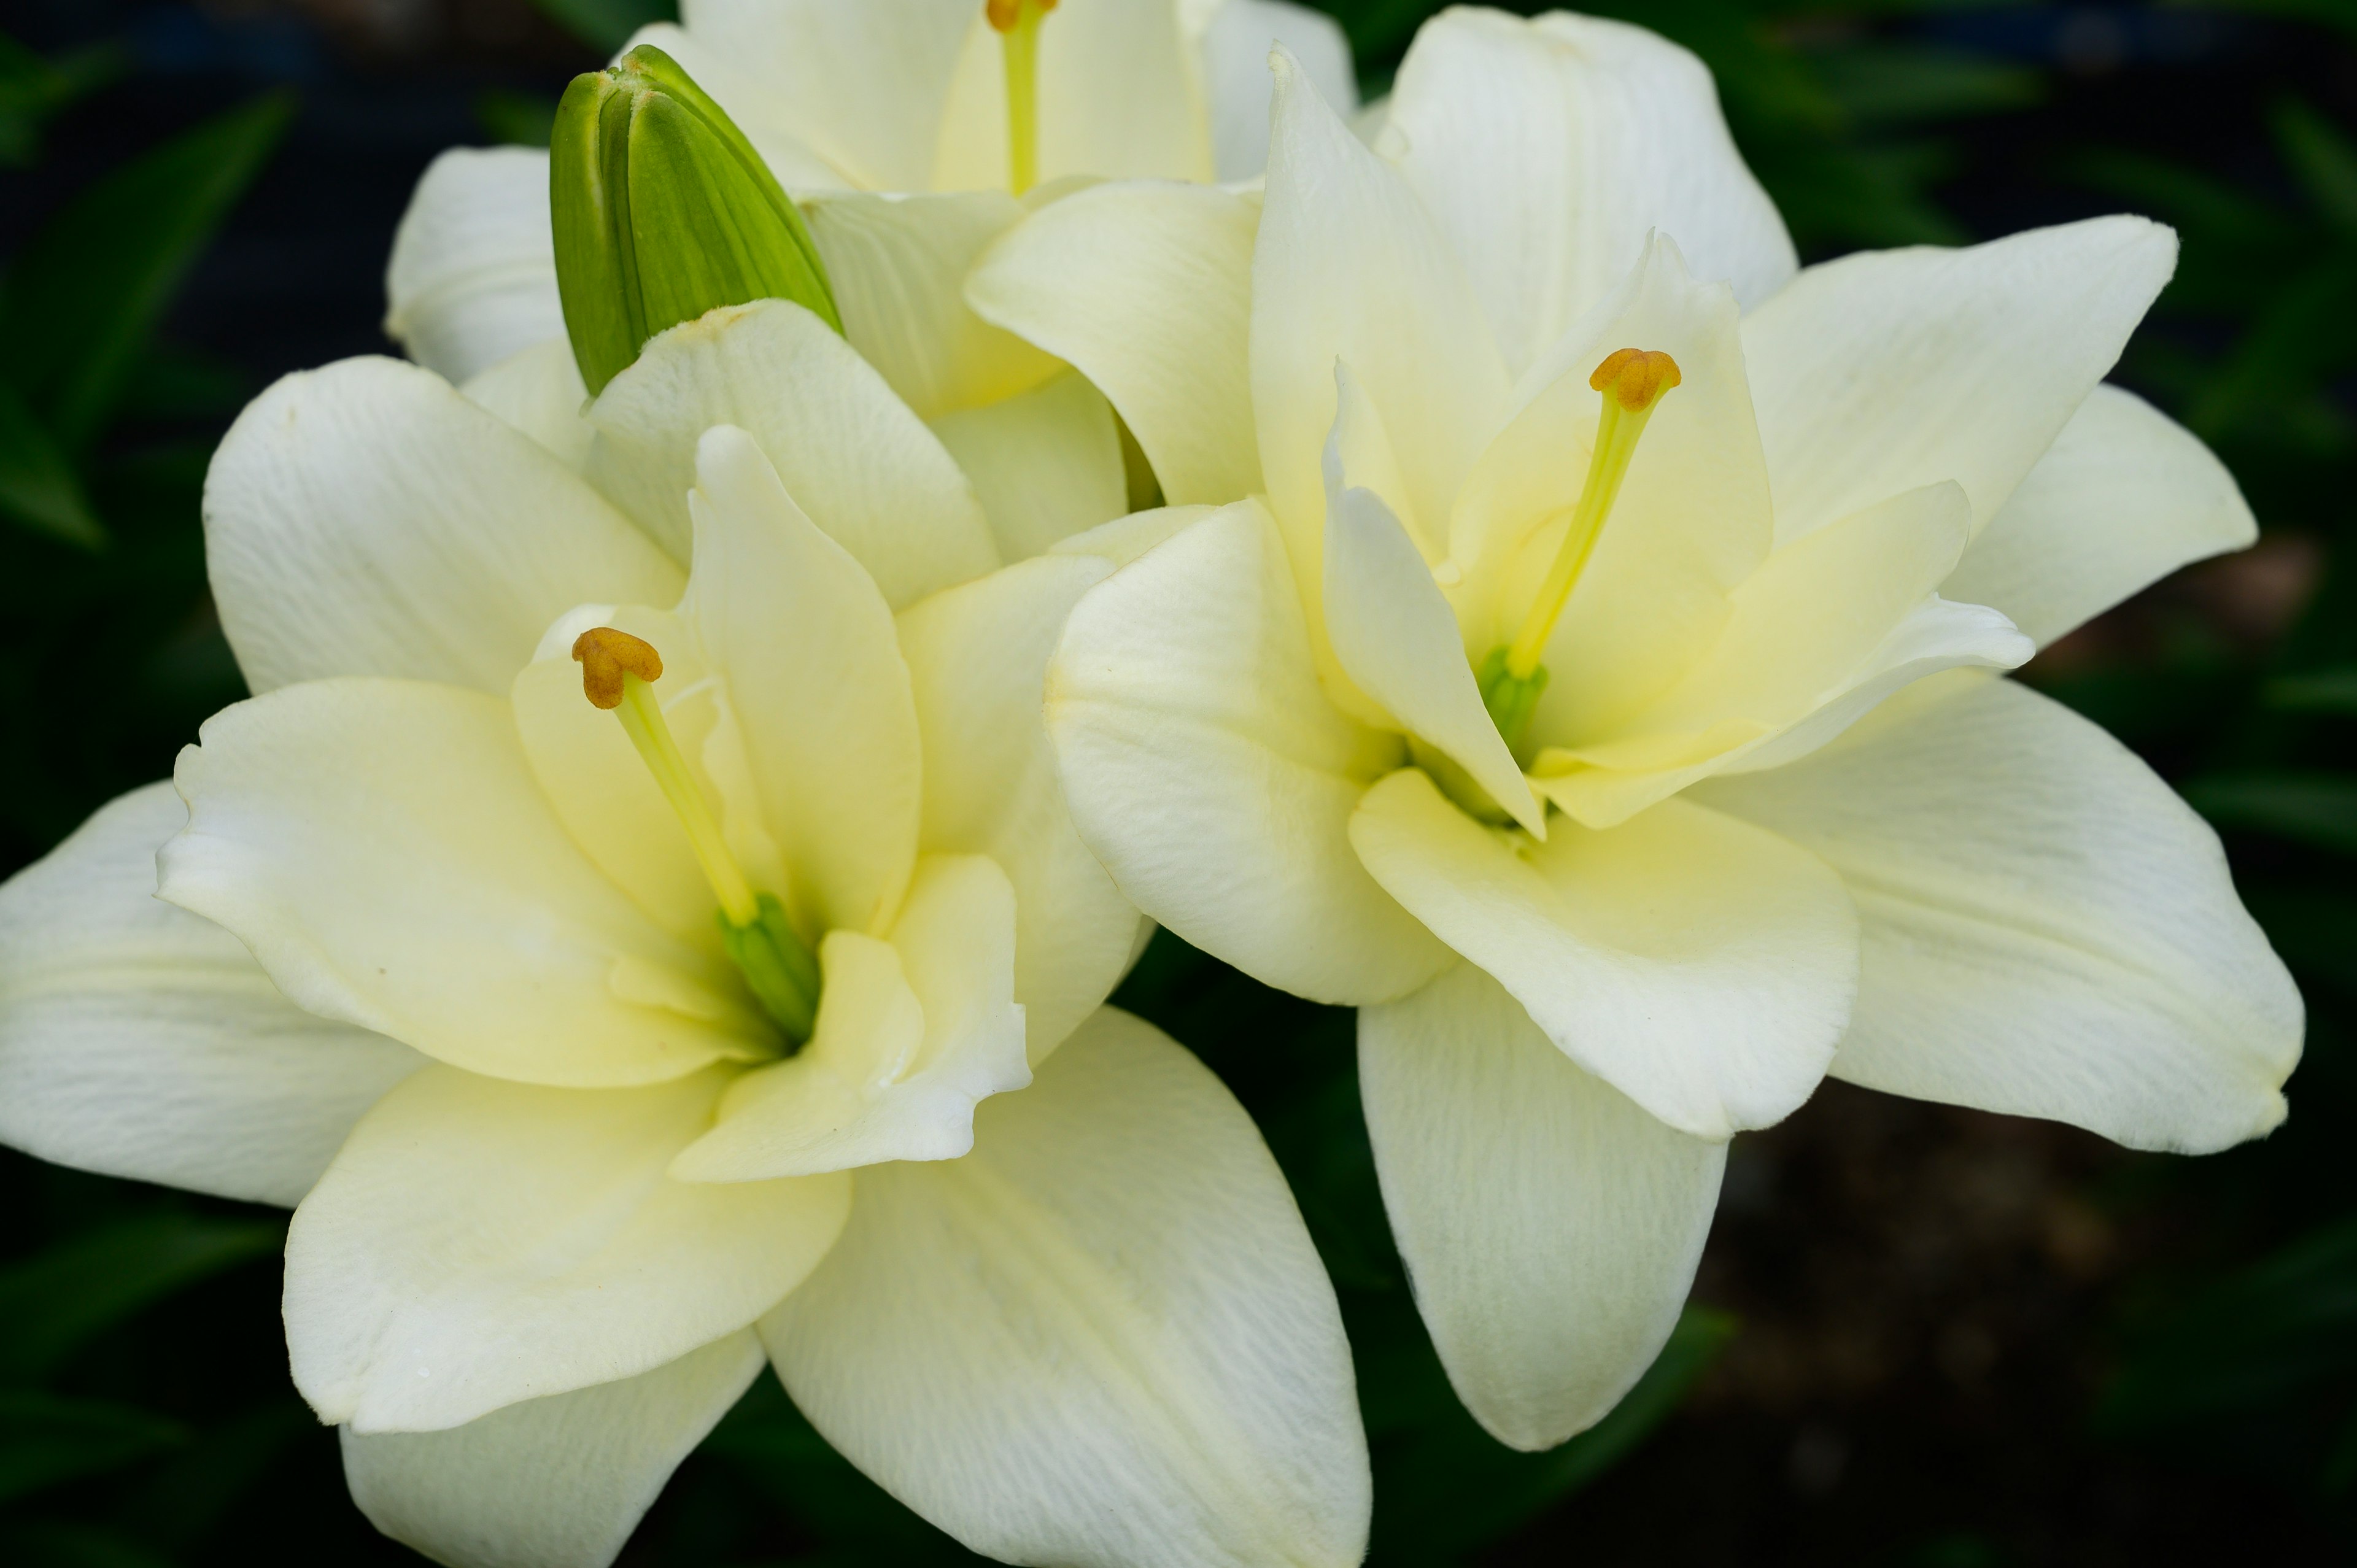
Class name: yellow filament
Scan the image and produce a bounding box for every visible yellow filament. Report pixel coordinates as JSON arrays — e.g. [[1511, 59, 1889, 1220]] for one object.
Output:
[[989, 0, 1056, 193], [1501, 347, 1682, 679], [573, 627, 758, 927]]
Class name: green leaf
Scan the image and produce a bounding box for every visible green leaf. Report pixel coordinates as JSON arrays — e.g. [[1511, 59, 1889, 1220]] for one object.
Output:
[[1813, 45, 2042, 125], [2266, 666, 2357, 714], [0, 33, 125, 167], [528, 0, 678, 52], [478, 87, 558, 149], [0, 1214, 282, 1383], [0, 377, 103, 548], [2272, 97, 2357, 238], [0, 1521, 174, 1568], [0, 90, 293, 450], [2181, 771, 2357, 858], [0, 1392, 187, 1504]]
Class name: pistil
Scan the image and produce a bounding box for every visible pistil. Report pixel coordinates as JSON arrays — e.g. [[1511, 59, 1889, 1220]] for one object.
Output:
[[575, 627, 820, 1043], [987, 0, 1057, 193], [1479, 347, 1681, 752]]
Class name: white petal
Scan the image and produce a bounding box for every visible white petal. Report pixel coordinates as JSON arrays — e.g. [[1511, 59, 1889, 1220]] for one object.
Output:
[[341, 1332, 764, 1568], [1350, 768, 1858, 1138], [383, 147, 563, 385], [0, 783, 422, 1208], [1199, 0, 1357, 180], [1943, 383, 2257, 647], [460, 338, 593, 473], [1255, 46, 1511, 608], [1361, 962, 1724, 1450], [670, 855, 1029, 1180], [805, 190, 1064, 419], [584, 298, 999, 606], [929, 370, 1128, 562], [1050, 503, 1218, 568], [160, 679, 770, 1088], [1048, 503, 1450, 1005], [900, 555, 1145, 1057], [764, 1007, 1368, 1568], [684, 427, 923, 938], [1742, 215, 2178, 543], [1693, 673, 2302, 1153], [1321, 443, 1541, 833], [968, 179, 1263, 506], [1387, 9, 1793, 380], [287, 1063, 848, 1431], [206, 357, 682, 696]]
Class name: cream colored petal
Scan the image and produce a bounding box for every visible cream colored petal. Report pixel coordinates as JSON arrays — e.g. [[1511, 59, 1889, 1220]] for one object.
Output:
[[1693, 673, 2302, 1153], [935, 0, 1214, 191], [1255, 45, 1511, 608], [0, 783, 422, 1208], [682, 427, 923, 938], [287, 1063, 848, 1432], [1322, 446, 1542, 834], [929, 370, 1128, 561], [1350, 769, 1858, 1138], [900, 555, 1144, 1057], [1943, 384, 2257, 647], [160, 679, 770, 1088], [806, 190, 1064, 419], [968, 179, 1263, 506], [624, 22, 854, 190], [679, 0, 979, 191], [206, 357, 682, 696], [584, 298, 999, 606], [341, 1332, 764, 1568], [1050, 503, 1218, 567], [383, 147, 563, 385], [1199, 0, 1357, 180], [763, 1007, 1368, 1568], [671, 855, 1029, 1181], [1457, 234, 1773, 742], [1048, 503, 1450, 1005], [1361, 962, 1724, 1450], [1742, 215, 2178, 544], [1385, 11, 1791, 382], [461, 338, 593, 473]]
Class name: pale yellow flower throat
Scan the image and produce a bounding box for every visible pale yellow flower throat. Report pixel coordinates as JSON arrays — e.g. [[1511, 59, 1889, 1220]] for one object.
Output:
[[987, 0, 1058, 194], [1478, 347, 1681, 753], [574, 627, 821, 1043]]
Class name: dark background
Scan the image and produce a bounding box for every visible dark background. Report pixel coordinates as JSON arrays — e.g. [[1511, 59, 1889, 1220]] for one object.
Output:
[[1, 2, 2354, 1564]]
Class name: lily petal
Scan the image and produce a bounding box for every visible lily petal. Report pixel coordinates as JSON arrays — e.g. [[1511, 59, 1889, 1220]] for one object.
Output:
[[383, 147, 563, 385], [1741, 215, 2177, 543], [900, 554, 1144, 1058], [206, 357, 682, 696], [929, 369, 1128, 562], [287, 1062, 848, 1432], [1693, 673, 2302, 1153], [763, 1007, 1369, 1568], [968, 178, 1263, 506], [0, 782, 422, 1208], [584, 299, 999, 606], [1199, 0, 1358, 180], [1350, 769, 1858, 1138], [1387, 9, 1794, 380], [1048, 503, 1450, 1005], [341, 1331, 764, 1568], [161, 679, 770, 1088], [670, 855, 1029, 1180], [1361, 962, 1724, 1450], [461, 338, 593, 474], [1943, 384, 2257, 647]]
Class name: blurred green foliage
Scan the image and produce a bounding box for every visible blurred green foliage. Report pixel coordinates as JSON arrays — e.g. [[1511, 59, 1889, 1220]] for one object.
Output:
[[2, 1, 2356, 1564]]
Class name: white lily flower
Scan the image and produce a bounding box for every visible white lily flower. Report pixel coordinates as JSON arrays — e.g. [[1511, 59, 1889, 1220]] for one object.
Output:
[[989, 8, 2305, 1451], [0, 301, 1369, 1568]]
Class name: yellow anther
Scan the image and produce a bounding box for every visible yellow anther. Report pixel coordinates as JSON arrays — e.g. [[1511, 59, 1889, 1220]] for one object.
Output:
[[1497, 346, 1682, 682], [989, 0, 1057, 193], [572, 625, 663, 709]]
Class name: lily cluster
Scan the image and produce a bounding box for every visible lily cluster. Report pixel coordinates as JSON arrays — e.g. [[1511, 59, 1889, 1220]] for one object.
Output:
[[0, 4, 2304, 1567]]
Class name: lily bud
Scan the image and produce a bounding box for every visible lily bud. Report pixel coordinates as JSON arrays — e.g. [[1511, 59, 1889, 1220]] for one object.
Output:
[[551, 44, 841, 395]]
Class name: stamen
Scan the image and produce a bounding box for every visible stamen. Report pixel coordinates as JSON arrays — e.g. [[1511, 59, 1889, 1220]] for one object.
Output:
[[573, 627, 819, 1040], [987, 0, 1057, 194], [1479, 347, 1681, 752]]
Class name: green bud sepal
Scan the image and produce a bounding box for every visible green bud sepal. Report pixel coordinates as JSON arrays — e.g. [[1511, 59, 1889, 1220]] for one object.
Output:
[[718, 891, 822, 1049]]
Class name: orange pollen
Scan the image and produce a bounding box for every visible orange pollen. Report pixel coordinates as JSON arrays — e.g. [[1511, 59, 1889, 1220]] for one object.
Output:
[[986, 0, 1055, 32], [572, 626, 664, 709], [1589, 347, 1682, 412]]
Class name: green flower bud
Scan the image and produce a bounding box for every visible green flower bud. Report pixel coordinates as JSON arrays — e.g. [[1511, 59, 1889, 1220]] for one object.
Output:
[[551, 45, 841, 395]]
